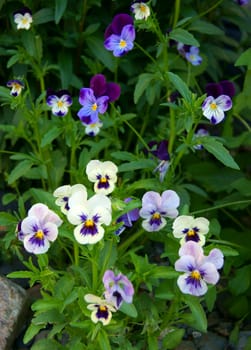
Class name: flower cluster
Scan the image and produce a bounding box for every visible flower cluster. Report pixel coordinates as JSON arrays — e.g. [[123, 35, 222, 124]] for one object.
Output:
[[84, 269, 134, 325]]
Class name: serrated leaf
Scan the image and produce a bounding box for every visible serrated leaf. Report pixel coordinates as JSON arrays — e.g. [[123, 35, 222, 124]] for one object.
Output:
[[41, 126, 62, 147], [201, 138, 240, 170], [167, 72, 192, 101], [169, 28, 199, 46], [7, 160, 33, 185], [55, 0, 67, 24]]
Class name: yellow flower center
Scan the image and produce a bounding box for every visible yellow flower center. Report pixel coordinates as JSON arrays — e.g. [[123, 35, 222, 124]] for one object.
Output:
[[92, 103, 97, 111], [119, 39, 127, 48], [210, 102, 217, 110], [100, 177, 108, 183], [187, 229, 196, 237], [140, 4, 147, 13], [99, 305, 107, 312], [152, 212, 161, 220], [85, 219, 95, 228], [35, 229, 44, 240], [21, 17, 28, 25], [190, 270, 201, 280], [57, 100, 64, 108]]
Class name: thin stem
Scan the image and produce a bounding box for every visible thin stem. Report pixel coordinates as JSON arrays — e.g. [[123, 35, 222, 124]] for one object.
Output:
[[191, 199, 251, 215], [118, 228, 145, 255], [234, 114, 251, 132], [172, 0, 181, 28], [74, 242, 79, 266], [123, 119, 150, 151]]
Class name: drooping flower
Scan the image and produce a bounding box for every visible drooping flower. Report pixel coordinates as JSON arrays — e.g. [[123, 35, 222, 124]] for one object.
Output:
[[175, 241, 224, 296], [115, 198, 140, 235], [90, 74, 121, 103], [104, 14, 136, 57], [103, 270, 134, 309], [46, 89, 73, 117], [19, 203, 63, 254], [53, 184, 87, 215], [139, 190, 180, 232], [145, 140, 170, 182], [172, 215, 210, 246], [84, 294, 116, 326], [193, 128, 209, 150], [77, 88, 109, 124], [131, 1, 151, 20], [205, 80, 235, 99], [82, 119, 103, 136], [86, 160, 118, 195], [202, 94, 232, 124], [67, 193, 112, 244], [13, 7, 32, 30], [177, 43, 202, 66], [6, 79, 24, 96]]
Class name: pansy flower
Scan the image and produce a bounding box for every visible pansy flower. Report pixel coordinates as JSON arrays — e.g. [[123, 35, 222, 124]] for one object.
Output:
[[131, 1, 150, 20], [53, 184, 87, 215], [175, 241, 224, 296], [83, 119, 103, 136], [202, 94, 232, 124], [77, 88, 109, 124], [172, 215, 210, 246], [104, 13, 136, 57], [177, 43, 202, 66], [90, 74, 121, 103], [103, 270, 134, 309], [19, 203, 63, 254], [67, 193, 112, 244], [205, 80, 235, 99], [46, 89, 73, 117], [145, 140, 170, 182], [84, 294, 116, 326], [13, 7, 32, 30], [86, 160, 118, 195], [116, 198, 140, 235], [6, 79, 24, 96], [139, 190, 180, 232]]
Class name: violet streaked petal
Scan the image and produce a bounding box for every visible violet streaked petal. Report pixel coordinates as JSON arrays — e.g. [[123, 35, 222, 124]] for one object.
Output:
[[177, 274, 208, 296], [200, 262, 219, 284], [79, 88, 95, 105], [215, 94, 232, 111], [97, 95, 109, 114], [175, 255, 196, 272], [121, 24, 136, 44]]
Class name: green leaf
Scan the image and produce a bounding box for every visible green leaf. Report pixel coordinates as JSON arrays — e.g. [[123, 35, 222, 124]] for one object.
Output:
[[98, 330, 112, 350], [55, 0, 67, 24], [7, 160, 33, 185], [7, 271, 35, 279], [235, 48, 251, 69], [0, 212, 17, 226], [167, 72, 192, 101], [29, 188, 57, 209], [162, 328, 185, 349], [184, 295, 207, 332], [40, 126, 62, 147], [134, 73, 154, 104], [201, 137, 240, 170], [169, 28, 199, 46], [33, 8, 54, 25], [229, 265, 251, 296], [119, 302, 138, 318], [118, 159, 155, 172], [85, 36, 116, 72], [7, 54, 20, 68], [189, 20, 224, 36], [149, 266, 179, 279], [23, 323, 45, 344], [111, 151, 138, 161], [31, 338, 64, 350], [33, 309, 65, 325]]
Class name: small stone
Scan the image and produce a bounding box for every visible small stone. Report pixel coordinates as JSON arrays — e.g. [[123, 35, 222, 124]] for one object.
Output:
[[193, 331, 227, 350], [0, 276, 28, 350], [175, 340, 197, 350]]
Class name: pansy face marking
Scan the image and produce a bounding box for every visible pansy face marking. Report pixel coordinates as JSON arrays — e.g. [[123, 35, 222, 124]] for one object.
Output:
[[86, 160, 118, 195], [84, 294, 116, 326], [6, 79, 24, 96]]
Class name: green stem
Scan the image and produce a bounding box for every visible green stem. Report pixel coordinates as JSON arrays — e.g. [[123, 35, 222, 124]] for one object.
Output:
[[234, 114, 251, 132], [118, 228, 145, 255], [74, 242, 79, 266], [191, 199, 251, 215], [172, 0, 181, 28], [123, 119, 150, 151], [207, 238, 243, 249]]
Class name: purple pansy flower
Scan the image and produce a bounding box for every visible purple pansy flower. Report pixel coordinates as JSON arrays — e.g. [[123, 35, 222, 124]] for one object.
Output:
[[103, 270, 134, 309], [146, 140, 170, 182], [139, 190, 180, 232], [6, 79, 24, 96], [20, 203, 63, 254], [175, 241, 224, 296], [104, 14, 136, 57], [177, 43, 202, 66], [77, 88, 109, 124], [46, 89, 72, 117], [202, 94, 232, 124], [205, 80, 235, 99], [90, 74, 121, 103], [116, 198, 140, 235]]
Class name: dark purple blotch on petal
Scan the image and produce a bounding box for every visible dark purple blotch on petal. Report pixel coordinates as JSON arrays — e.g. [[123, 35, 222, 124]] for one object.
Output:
[[206, 80, 235, 98], [13, 7, 32, 16], [104, 13, 134, 39]]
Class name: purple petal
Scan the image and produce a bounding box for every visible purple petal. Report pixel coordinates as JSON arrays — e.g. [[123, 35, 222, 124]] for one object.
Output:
[[177, 274, 208, 296], [79, 88, 95, 106], [178, 241, 204, 258], [105, 82, 121, 102], [97, 95, 109, 114], [46, 95, 57, 107], [206, 83, 223, 98], [200, 262, 219, 284], [215, 94, 232, 111], [175, 255, 196, 273], [121, 24, 135, 44], [90, 74, 107, 98], [105, 14, 134, 38], [220, 80, 235, 98], [205, 248, 224, 269]]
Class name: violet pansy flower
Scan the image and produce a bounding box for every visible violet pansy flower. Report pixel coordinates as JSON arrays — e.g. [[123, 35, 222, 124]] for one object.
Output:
[[86, 160, 118, 195], [84, 294, 116, 326], [146, 140, 170, 182], [139, 190, 180, 232], [103, 270, 134, 309], [19, 203, 63, 254], [46, 89, 72, 117], [116, 198, 140, 235], [13, 7, 32, 30], [202, 94, 232, 124], [6, 79, 24, 96], [177, 43, 202, 66], [175, 241, 224, 296], [104, 14, 136, 57]]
